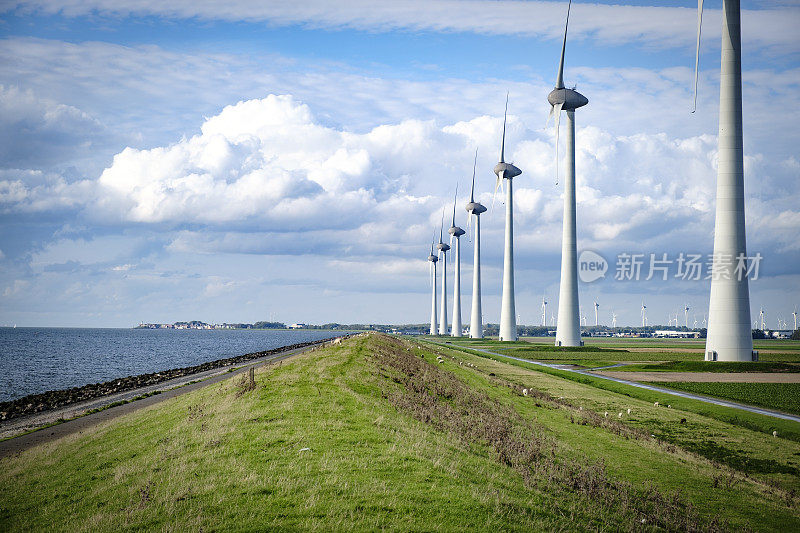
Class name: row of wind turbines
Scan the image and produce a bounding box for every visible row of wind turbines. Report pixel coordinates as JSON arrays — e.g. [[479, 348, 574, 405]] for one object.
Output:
[[426, 0, 766, 362], [428, 0, 585, 345]]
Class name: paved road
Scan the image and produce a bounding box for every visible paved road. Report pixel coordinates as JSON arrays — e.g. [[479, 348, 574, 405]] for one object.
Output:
[[430, 341, 800, 424], [0, 343, 317, 458]]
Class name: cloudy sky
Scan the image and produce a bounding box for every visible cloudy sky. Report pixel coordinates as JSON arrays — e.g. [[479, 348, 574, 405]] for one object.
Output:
[[1, 0, 798, 328]]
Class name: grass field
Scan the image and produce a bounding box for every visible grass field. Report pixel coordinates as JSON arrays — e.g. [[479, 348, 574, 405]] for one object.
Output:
[[443, 336, 800, 366], [1, 333, 799, 531], [613, 361, 800, 373], [652, 382, 800, 416]]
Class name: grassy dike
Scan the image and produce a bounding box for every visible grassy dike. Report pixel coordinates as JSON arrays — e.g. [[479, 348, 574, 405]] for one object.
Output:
[[1, 333, 798, 531]]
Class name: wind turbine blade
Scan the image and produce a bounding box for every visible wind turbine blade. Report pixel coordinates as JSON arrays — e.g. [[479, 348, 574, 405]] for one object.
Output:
[[692, 0, 704, 113], [553, 102, 563, 185], [556, 0, 572, 89], [470, 148, 478, 203], [451, 183, 458, 227], [491, 175, 502, 211], [500, 92, 508, 163], [546, 104, 555, 128], [439, 208, 445, 243]]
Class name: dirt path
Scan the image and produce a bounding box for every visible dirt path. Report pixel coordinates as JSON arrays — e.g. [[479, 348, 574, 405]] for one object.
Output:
[[0, 343, 314, 458], [595, 371, 800, 383]]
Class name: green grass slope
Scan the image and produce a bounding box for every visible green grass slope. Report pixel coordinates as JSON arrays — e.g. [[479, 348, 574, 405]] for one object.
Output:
[[0, 333, 798, 531]]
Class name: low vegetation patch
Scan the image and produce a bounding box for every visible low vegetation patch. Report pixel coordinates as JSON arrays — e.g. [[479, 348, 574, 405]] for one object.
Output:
[[618, 361, 800, 373], [652, 382, 800, 416]]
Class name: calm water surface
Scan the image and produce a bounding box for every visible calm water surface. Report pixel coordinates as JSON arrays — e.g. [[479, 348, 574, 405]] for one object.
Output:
[[0, 328, 345, 402]]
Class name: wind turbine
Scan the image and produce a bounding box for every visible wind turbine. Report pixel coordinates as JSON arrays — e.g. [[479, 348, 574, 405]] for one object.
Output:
[[684, 304, 690, 328], [436, 211, 451, 336], [448, 186, 466, 337], [793, 307, 798, 330], [641, 302, 647, 328], [427, 239, 439, 335], [759, 307, 766, 331], [465, 149, 487, 339], [696, 0, 755, 361], [494, 94, 522, 342], [611, 310, 617, 329], [594, 301, 600, 326], [541, 297, 548, 327], [550, 0, 588, 348]]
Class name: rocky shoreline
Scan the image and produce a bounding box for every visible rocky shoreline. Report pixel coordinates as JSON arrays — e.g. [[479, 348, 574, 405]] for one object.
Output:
[[0, 337, 343, 422]]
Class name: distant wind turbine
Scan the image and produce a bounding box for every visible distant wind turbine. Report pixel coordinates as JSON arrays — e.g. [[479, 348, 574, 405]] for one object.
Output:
[[641, 302, 647, 327], [760, 307, 766, 331], [550, 0, 588, 348], [494, 94, 522, 342], [436, 211, 451, 335], [465, 149, 487, 339], [427, 238, 439, 335], [793, 306, 798, 330], [684, 304, 690, 328], [594, 301, 600, 326], [611, 311, 617, 328], [448, 186, 466, 337], [541, 297, 548, 327]]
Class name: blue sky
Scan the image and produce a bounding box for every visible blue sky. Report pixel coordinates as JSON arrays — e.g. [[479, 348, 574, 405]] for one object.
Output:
[[1, 0, 798, 328]]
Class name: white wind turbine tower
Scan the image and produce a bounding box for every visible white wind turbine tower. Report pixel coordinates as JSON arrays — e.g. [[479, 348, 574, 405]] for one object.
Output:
[[641, 302, 647, 327], [436, 212, 451, 336], [448, 186, 466, 337], [611, 312, 618, 329], [549, 0, 588, 347], [541, 297, 548, 327], [427, 239, 439, 335], [695, 0, 755, 361], [793, 307, 798, 330], [684, 304, 691, 328], [759, 307, 766, 331], [594, 301, 600, 326], [465, 150, 488, 339], [494, 95, 522, 342]]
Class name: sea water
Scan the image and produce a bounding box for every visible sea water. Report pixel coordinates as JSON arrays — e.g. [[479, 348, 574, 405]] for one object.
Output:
[[0, 328, 345, 402]]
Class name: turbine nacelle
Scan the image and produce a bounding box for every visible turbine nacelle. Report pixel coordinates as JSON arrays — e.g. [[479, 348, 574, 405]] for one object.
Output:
[[428, 253, 438, 263], [493, 162, 522, 179], [448, 225, 466, 237], [465, 201, 487, 215], [547, 88, 588, 111], [436, 242, 451, 253]]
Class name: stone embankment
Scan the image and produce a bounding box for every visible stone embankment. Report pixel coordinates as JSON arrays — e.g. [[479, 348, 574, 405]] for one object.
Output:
[[0, 337, 348, 422]]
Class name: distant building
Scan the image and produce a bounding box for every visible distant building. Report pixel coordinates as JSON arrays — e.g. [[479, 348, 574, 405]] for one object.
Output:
[[654, 330, 699, 338]]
